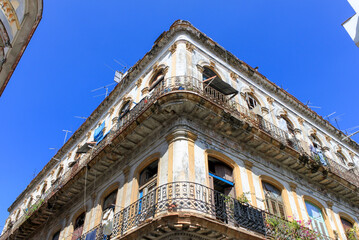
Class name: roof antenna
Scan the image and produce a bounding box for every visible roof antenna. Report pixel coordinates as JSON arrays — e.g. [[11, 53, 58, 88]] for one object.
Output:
[[305, 100, 321, 109], [91, 83, 116, 98], [74, 116, 87, 121], [62, 130, 72, 144], [324, 112, 336, 121]]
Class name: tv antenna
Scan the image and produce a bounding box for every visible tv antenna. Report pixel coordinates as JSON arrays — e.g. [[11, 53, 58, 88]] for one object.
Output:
[[305, 101, 321, 109], [91, 83, 116, 98], [113, 58, 127, 72], [343, 130, 359, 141], [62, 130, 72, 144], [74, 116, 87, 121]]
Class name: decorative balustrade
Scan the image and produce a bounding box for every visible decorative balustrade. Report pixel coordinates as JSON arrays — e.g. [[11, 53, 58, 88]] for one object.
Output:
[[76, 182, 332, 240], [1, 75, 356, 238]]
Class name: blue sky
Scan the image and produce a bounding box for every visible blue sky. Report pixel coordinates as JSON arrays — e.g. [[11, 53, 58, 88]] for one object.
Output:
[[0, 0, 358, 229]]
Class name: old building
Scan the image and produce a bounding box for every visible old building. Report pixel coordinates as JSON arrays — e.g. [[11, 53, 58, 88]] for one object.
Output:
[[1, 20, 359, 240], [0, 0, 43, 96], [343, 0, 359, 47]]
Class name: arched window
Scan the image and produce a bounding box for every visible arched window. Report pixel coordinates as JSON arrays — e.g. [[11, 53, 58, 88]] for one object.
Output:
[[119, 100, 131, 120], [309, 135, 327, 166], [278, 116, 295, 136], [72, 212, 85, 240], [245, 93, 258, 110], [52, 231, 60, 240], [202, 67, 238, 97], [139, 160, 158, 197], [336, 152, 348, 166], [102, 190, 117, 237], [262, 182, 286, 219], [208, 156, 235, 196], [149, 70, 165, 91], [340, 217, 357, 239], [208, 156, 235, 222], [305, 201, 329, 236]]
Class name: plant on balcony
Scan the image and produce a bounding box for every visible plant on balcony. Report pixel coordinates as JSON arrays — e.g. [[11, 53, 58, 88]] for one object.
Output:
[[346, 226, 359, 240], [266, 215, 320, 240]]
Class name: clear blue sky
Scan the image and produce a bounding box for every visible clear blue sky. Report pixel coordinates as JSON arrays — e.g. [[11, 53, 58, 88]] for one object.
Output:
[[0, 0, 358, 229]]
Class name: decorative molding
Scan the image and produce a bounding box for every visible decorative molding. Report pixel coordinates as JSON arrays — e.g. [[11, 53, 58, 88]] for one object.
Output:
[[112, 117, 118, 125], [185, 42, 195, 52], [349, 151, 355, 159], [311, 128, 317, 135], [141, 87, 149, 95], [108, 107, 115, 115], [325, 135, 332, 143], [166, 129, 197, 144], [261, 107, 269, 115], [326, 201, 333, 209], [135, 78, 142, 88], [289, 182, 297, 191], [294, 128, 301, 134], [297, 117, 304, 126], [169, 43, 177, 54], [0, 0, 20, 29], [230, 72, 238, 82], [322, 146, 330, 152], [266, 96, 274, 105], [244, 160, 253, 170], [86, 132, 91, 140], [209, 60, 216, 68], [196, 64, 204, 73]]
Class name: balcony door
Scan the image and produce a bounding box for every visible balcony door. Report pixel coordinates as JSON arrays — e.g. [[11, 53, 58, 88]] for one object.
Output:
[[305, 201, 329, 237], [208, 157, 235, 222]]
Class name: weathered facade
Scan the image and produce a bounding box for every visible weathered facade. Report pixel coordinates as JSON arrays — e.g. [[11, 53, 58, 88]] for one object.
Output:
[[0, 0, 43, 96], [1, 20, 359, 240]]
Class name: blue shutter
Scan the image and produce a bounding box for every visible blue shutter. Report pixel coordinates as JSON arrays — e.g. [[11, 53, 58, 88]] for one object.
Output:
[[94, 122, 105, 143]]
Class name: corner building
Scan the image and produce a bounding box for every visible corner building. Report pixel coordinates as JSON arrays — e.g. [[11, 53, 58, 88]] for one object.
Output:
[[2, 20, 359, 240]]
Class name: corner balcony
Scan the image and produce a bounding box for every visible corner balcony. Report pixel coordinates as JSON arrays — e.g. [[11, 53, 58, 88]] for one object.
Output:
[[73, 181, 332, 240], [1, 76, 357, 239]]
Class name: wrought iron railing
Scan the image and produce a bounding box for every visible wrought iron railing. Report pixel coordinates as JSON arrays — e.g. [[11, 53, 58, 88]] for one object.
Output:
[[75, 182, 332, 240], [1, 75, 355, 238]]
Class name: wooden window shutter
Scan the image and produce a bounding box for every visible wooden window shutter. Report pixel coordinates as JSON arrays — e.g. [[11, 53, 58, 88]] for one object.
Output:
[[278, 202, 286, 219], [270, 199, 278, 216]]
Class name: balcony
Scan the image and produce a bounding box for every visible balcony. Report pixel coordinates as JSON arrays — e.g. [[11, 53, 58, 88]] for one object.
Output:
[[75, 181, 332, 240], [1, 76, 357, 239]]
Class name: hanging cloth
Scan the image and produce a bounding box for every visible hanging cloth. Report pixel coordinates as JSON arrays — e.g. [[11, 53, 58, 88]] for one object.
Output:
[[94, 122, 105, 142], [102, 208, 114, 236]]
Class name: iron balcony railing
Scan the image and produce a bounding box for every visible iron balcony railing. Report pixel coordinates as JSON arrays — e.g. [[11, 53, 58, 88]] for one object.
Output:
[[76, 181, 333, 240], [1, 75, 355, 238]]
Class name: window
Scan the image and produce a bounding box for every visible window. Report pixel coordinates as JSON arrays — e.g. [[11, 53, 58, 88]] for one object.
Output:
[[52, 231, 60, 240], [246, 93, 258, 110], [341, 217, 357, 239], [208, 157, 235, 222], [262, 182, 286, 219], [72, 212, 85, 240], [139, 160, 158, 195], [278, 117, 295, 136], [202, 67, 238, 97], [138, 160, 158, 218], [309, 135, 327, 166], [119, 101, 131, 119], [102, 190, 117, 236], [305, 201, 329, 236], [149, 70, 165, 91], [103, 190, 117, 212]]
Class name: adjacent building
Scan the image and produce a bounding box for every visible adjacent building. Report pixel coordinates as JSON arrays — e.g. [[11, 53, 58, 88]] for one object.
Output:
[[343, 0, 359, 47], [1, 20, 359, 240], [0, 0, 43, 96]]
